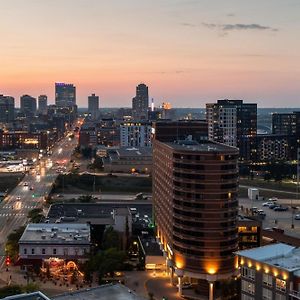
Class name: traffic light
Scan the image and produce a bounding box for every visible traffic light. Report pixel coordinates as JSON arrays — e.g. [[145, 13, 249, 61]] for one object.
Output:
[[5, 256, 10, 266]]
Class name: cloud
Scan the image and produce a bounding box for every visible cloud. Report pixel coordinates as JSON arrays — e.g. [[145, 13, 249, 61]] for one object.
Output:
[[222, 23, 278, 31], [227, 13, 235, 17], [181, 22, 278, 35], [180, 22, 197, 27]]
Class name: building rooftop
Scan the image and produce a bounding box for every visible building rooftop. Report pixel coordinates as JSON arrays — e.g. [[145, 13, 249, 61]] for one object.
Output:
[[53, 284, 145, 300], [236, 243, 300, 272], [163, 140, 238, 153], [19, 223, 90, 245], [2, 291, 50, 300]]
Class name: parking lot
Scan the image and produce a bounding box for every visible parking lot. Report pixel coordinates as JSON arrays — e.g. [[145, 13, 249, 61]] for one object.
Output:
[[239, 197, 300, 238]]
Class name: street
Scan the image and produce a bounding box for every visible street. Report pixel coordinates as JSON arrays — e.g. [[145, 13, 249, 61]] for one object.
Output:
[[0, 134, 78, 268]]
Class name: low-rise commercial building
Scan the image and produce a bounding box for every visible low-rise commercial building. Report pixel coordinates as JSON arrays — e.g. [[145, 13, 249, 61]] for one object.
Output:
[[18, 223, 91, 265], [237, 243, 300, 300], [102, 147, 152, 173]]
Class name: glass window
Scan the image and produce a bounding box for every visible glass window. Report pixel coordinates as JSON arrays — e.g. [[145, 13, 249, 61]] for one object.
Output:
[[24, 248, 27, 255], [276, 278, 286, 292], [263, 288, 272, 300], [275, 293, 286, 300], [42, 249, 46, 254], [53, 248, 57, 255], [242, 266, 255, 280], [263, 273, 273, 287], [31, 248, 35, 254], [241, 294, 254, 300], [242, 280, 255, 295]]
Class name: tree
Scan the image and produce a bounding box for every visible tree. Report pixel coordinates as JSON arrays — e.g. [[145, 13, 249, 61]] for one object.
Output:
[[5, 226, 26, 262], [78, 195, 94, 203], [102, 227, 120, 250], [28, 208, 44, 223], [0, 285, 22, 298]]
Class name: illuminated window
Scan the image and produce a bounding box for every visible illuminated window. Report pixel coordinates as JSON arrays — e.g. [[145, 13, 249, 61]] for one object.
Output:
[[276, 278, 286, 292], [241, 280, 255, 295]]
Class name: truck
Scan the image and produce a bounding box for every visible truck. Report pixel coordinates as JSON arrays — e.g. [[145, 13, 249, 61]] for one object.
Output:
[[248, 188, 259, 201]]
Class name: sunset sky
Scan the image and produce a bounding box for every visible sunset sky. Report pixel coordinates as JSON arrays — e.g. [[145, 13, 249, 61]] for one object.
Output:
[[1, 0, 300, 107]]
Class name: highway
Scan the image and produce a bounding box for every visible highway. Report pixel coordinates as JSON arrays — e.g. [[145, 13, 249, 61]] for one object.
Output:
[[0, 134, 78, 268]]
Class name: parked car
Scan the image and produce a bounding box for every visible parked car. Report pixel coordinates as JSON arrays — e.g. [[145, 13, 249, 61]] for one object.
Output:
[[272, 227, 284, 234], [269, 197, 278, 202], [262, 201, 275, 207], [257, 209, 266, 216], [274, 206, 288, 212], [295, 214, 300, 220], [269, 204, 278, 209], [250, 207, 258, 213]]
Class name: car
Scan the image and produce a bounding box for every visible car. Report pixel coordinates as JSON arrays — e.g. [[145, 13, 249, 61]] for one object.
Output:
[[274, 206, 288, 212], [257, 209, 266, 216], [295, 214, 300, 220], [272, 227, 284, 234], [23, 182, 29, 186], [269, 197, 278, 202], [29, 186, 34, 190], [56, 194, 64, 198], [176, 283, 193, 290], [269, 204, 278, 209], [16, 196, 21, 200], [262, 202, 275, 207], [250, 207, 258, 213]]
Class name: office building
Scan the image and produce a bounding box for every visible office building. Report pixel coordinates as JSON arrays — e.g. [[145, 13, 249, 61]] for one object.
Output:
[[237, 243, 300, 300], [0, 94, 15, 123], [38, 95, 48, 115], [120, 121, 152, 147], [55, 83, 76, 107], [20, 94, 37, 117], [206, 99, 257, 161], [272, 112, 300, 160], [153, 139, 239, 298], [0, 130, 49, 150], [153, 120, 208, 142], [256, 134, 290, 162], [238, 216, 261, 250], [132, 83, 149, 120], [88, 93, 100, 120]]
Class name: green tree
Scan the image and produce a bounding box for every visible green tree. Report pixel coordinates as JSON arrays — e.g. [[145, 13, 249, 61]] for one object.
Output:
[[102, 227, 120, 250], [27, 208, 44, 223], [78, 195, 94, 203], [5, 226, 26, 262], [0, 285, 22, 298]]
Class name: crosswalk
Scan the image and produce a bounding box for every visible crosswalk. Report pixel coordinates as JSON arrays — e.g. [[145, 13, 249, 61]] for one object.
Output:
[[0, 213, 26, 217], [2, 205, 37, 209]]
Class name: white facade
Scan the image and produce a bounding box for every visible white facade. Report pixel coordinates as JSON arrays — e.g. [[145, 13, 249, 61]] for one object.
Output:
[[19, 223, 90, 261], [120, 122, 152, 147], [206, 104, 237, 147]]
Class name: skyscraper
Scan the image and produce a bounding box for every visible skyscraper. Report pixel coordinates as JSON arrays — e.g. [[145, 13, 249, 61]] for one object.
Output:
[[206, 99, 257, 161], [38, 95, 48, 115], [153, 139, 239, 298], [20, 95, 37, 117], [88, 93, 100, 120], [0, 94, 15, 123], [55, 83, 76, 107], [132, 83, 149, 120]]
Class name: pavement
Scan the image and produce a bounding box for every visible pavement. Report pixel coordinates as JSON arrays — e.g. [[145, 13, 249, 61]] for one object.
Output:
[[0, 134, 78, 269], [239, 197, 300, 238]]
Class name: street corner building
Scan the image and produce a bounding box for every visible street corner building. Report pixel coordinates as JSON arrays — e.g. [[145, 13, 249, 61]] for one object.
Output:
[[152, 139, 239, 298]]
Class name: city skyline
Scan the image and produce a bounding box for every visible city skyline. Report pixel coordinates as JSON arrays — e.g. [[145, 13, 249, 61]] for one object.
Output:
[[1, 0, 300, 107]]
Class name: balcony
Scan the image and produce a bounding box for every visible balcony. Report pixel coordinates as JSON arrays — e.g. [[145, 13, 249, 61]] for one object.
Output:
[[289, 290, 300, 299]]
